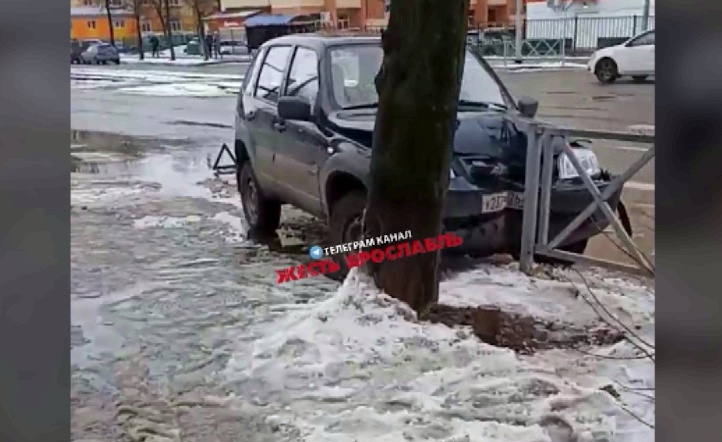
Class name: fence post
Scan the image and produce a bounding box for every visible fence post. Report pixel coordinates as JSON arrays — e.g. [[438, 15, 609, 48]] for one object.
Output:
[[572, 16, 578, 55], [519, 124, 541, 274], [632, 15, 638, 35]]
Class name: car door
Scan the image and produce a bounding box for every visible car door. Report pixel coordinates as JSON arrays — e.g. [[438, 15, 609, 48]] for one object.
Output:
[[273, 45, 328, 216], [617, 30, 655, 75], [246, 45, 293, 196]]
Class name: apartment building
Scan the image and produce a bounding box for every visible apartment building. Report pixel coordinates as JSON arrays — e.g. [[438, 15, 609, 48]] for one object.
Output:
[[71, 4, 137, 41], [217, 0, 387, 28], [470, 0, 524, 27]]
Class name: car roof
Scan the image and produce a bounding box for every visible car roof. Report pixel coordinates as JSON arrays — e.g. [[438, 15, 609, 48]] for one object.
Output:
[[260, 32, 381, 51]]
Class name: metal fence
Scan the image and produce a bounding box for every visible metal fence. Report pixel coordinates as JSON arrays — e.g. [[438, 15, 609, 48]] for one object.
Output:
[[518, 122, 655, 276]]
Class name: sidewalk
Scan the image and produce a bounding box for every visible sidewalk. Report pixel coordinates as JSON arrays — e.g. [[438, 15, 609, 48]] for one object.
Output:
[[120, 55, 251, 66]]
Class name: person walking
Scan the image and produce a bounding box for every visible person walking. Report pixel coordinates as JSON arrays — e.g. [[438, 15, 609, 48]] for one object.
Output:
[[204, 33, 214, 59], [212, 32, 222, 59], [150, 35, 160, 58]]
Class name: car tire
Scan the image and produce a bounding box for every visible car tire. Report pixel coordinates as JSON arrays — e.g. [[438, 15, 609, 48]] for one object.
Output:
[[595, 58, 618, 84], [326, 190, 367, 282], [113, 58, 120, 65], [632, 75, 648, 83], [237, 161, 281, 236]]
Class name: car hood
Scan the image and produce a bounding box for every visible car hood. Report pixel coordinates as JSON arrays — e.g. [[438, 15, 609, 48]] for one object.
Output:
[[327, 109, 534, 163]]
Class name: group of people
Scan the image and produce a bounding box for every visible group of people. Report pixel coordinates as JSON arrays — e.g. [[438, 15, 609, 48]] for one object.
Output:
[[147, 32, 224, 59]]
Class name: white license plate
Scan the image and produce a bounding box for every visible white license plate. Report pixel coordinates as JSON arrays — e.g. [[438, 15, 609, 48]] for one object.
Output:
[[506, 191, 524, 210], [482, 192, 507, 213]]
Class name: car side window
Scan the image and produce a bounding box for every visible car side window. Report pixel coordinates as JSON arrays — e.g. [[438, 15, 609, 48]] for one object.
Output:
[[284, 47, 319, 105], [255, 45, 292, 103], [243, 48, 266, 96], [629, 31, 654, 47]]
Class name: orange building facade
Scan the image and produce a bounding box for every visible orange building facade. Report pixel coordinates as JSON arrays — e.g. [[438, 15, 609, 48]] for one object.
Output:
[[71, 6, 138, 40]]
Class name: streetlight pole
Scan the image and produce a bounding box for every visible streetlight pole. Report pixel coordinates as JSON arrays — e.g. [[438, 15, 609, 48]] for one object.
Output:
[[514, 0, 523, 63], [641, 0, 650, 31]]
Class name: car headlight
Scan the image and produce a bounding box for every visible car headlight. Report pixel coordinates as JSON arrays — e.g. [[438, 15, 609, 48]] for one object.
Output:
[[450, 168, 457, 179], [558, 148, 600, 180]]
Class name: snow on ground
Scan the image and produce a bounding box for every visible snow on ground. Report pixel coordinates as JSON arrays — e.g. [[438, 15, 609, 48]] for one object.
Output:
[[119, 45, 251, 66], [119, 82, 236, 97], [223, 267, 654, 442], [71, 66, 244, 82], [490, 62, 588, 72]]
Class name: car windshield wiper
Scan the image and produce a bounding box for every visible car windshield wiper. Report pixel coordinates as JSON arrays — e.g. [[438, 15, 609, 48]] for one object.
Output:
[[458, 100, 507, 111], [341, 102, 379, 110]]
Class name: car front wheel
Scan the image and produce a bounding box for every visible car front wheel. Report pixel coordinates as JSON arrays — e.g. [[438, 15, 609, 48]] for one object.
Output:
[[238, 161, 281, 236], [327, 190, 367, 282], [595, 58, 618, 84]]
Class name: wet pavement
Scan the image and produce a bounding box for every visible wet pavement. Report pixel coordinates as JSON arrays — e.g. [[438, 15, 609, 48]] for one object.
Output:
[[71, 65, 655, 441]]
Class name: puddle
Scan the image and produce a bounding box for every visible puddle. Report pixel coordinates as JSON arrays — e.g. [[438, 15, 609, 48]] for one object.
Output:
[[70, 130, 196, 174]]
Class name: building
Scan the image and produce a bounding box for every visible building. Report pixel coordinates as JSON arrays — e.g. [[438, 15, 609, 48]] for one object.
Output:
[[71, 6, 137, 41], [215, 0, 387, 29], [469, 0, 524, 27]]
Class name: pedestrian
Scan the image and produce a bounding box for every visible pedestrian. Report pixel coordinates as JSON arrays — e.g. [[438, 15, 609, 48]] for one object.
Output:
[[150, 35, 160, 58], [204, 33, 214, 59], [213, 32, 222, 59]]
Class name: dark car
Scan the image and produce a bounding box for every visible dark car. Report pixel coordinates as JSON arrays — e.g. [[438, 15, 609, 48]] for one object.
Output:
[[233, 34, 621, 275]]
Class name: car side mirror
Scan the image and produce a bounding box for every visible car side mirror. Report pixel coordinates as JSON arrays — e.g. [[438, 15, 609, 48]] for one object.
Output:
[[517, 96, 539, 118], [278, 96, 311, 121]]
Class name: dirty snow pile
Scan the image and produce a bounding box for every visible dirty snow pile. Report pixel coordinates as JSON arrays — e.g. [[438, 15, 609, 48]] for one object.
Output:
[[223, 267, 654, 442]]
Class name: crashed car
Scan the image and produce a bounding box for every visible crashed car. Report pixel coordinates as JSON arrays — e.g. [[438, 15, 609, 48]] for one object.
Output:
[[233, 33, 623, 272]]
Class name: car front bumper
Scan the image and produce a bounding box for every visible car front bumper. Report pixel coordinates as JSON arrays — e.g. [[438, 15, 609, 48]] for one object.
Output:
[[441, 177, 623, 255]]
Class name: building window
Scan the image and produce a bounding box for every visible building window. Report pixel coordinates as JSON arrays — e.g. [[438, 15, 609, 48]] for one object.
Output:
[[141, 0, 152, 5], [83, 0, 93, 5], [338, 13, 350, 29], [87, 20, 96, 29], [168, 0, 180, 5], [141, 21, 152, 32], [170, 20, 182, 31], [114, 20, 125, 28]]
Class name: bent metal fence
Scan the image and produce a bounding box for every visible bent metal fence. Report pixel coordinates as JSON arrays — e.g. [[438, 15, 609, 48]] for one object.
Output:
[[518, 122, 655, 276]]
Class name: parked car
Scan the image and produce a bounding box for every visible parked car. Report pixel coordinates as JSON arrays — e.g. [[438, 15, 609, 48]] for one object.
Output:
[[218, 40, 249, 56], [71, 39, 103, 63], [588, 29, 655, 84], [81, 43, 120, 65], [234, 34, 622, 278]]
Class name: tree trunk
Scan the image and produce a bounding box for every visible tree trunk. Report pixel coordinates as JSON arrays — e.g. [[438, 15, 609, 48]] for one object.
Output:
[[363, 0, 470, 314], [105, 0, 116, 46], [164, 0, 176, 60], [194, 6, 209, 60], [134, 10, 144, 60]]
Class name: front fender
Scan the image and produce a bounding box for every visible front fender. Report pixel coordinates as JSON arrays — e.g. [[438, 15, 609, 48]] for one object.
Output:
[[319, 147, 371, 213]]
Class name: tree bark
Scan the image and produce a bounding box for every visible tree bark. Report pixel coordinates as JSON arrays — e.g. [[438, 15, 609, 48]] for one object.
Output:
[[132, 0, 144, 60], [105, 0, 116, 46], [363, 0, 470, 314], [164, 0, 177, 60], [193, 3, 209, 60]]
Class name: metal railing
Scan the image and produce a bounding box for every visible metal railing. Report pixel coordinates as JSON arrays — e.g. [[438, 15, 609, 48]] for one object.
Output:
[[518, 122, 655, 276]]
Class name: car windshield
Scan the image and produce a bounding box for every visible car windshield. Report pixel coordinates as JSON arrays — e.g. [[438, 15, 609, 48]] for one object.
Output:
[[328, 44, 509, 111]]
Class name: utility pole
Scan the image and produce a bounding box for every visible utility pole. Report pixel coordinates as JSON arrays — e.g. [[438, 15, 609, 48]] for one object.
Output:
[[514, 0, 523, 63], [641, 0, 650, 31]]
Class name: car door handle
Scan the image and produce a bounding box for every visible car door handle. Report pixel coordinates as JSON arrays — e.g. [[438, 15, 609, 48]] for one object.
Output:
[[273, 121, 286, 132], [245, 111, 256, 120]]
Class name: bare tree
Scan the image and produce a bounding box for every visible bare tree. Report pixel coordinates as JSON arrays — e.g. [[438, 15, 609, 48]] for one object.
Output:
[[185, 0, 214, 60], [362, 0, 470, 314], [104, 0, 116, 46], [125, 0, 145, 60], [151, 0, 176, 60]]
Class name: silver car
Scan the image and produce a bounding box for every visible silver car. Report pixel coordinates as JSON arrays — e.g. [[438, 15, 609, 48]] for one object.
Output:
[[218, 40, 249, 56], [81, 43, 120, 65]]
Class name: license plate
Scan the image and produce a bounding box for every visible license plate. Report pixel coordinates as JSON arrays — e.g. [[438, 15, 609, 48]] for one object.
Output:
[[482, 192, 507, 213], [506, 191, 524, 210]]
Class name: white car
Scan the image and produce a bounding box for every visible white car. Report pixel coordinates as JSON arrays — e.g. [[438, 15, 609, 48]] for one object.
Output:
[[588, 29, 655, 84]]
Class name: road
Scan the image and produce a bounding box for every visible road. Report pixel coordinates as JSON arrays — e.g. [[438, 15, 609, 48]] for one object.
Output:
[[70, 64, 655, 441]]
